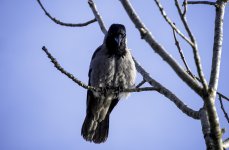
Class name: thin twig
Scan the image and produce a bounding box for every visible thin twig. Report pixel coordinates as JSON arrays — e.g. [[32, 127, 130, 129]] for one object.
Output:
[[154, 0, 194, 46], [172, 26, 195, 78], [120, 0, 203, 96], [217, 92, 229, 102], [133, 58, 200, 119], [37, 0, 96, 27], [187, 1, 216, 6], [182, 0, 188, 16], [136, 79, 146, 88], [42, 46, 158, 93], [88, 0, 107, 34], [219, 95, 229, 123], [174, 0, 208, 91]]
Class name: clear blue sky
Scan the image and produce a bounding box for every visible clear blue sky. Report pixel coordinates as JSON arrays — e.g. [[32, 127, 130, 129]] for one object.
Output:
[[0, 0, 229, 150]]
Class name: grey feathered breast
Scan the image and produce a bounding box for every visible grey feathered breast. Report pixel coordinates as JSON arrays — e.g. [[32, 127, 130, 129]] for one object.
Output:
[[89, 44, 136, 98]]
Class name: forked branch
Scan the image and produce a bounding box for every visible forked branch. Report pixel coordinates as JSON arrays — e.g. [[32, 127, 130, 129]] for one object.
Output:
[[120, 0, 203, 96], [154, 0, 194, 46], [174, 0, 208, 91]]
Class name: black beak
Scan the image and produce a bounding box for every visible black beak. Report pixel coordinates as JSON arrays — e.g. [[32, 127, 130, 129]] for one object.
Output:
[[114, 34, 122, 47]]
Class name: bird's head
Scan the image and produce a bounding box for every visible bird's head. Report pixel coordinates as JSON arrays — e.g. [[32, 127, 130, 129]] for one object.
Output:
[[105, 24, 127, 57]]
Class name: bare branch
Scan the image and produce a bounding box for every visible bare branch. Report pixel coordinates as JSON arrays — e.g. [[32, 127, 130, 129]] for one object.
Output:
[[42, 46, 97, 91], [217, 92, 229, 102], [37, 0, 96, 27], [200, 2, 226, 145], [219, 95, 229, 123], [88, 0, 107, 34], [204, 97, 224, 149], [126, 87, 159, 93], [187, 1, 216, 6], [190, 75, 229, 103], [136, 79, 146, 88], [200, 108, 215, 149], [172, 26, 195, 78], [223, 138, 229, 149], [154, 0, 194, 46], [42, 46, 158, 93], [209, 0, 226, 93], [120, 0, 203, 96], [174, 0, 208, 91], [182, 0, 188, 16], [134, 58, 200, 119]]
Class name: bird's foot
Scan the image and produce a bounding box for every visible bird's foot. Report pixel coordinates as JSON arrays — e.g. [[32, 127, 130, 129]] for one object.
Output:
[[114, 87, 123, 98], [99, 87, 107, 96], [99, 86, 112, 96]]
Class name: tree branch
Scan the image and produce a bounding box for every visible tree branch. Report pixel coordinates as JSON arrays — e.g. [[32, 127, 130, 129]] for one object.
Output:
[[187, 1, 216, 6], [205, 2, 227, 147], [217, 92, 229, 102], [120, 0, 203, 96], [200, 108, 215, 149], [172, 26, 195, 78], [42, 46, 97, 91], [154, 0, 194, 46], [136, 79, 146, 88], [209, 0, 226, 93], [204, 96, 224, 149], [219, 95, 229, 124], [42, 46, 158, 93], [88, 0, 107, 34], [37, 0, 96, 27], [133, 58, 200, 119], [182, 0, 188, 16], [174, 0, 208, 91]]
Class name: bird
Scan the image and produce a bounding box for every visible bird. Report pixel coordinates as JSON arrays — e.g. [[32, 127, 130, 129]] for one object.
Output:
[[81, 24, 136, 143]]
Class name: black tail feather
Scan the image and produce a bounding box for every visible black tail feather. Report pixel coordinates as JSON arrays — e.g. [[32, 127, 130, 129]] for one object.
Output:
[[93, 116, 109, 143], [81, 114, 109, 143]]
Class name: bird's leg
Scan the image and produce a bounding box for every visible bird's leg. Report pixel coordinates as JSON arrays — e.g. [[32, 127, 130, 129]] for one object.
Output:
[[99, 85, 111, 96], [99, 87, 106, 96], [114, 86, 123, 98]]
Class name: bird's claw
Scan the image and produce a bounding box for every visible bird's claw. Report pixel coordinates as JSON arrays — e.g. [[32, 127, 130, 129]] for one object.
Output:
[[114, 87, 123, 98]]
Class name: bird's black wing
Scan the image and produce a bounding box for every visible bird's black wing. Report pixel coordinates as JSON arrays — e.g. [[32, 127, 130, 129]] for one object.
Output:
[[86, 45, 102, 113]]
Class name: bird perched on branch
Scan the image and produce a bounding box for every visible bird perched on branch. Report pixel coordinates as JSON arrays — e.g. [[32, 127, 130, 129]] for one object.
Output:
[[81, 24, 136, 143]]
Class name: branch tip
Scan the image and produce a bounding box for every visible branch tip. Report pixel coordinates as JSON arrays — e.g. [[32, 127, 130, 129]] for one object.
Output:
[[37, 0, 96, 27]]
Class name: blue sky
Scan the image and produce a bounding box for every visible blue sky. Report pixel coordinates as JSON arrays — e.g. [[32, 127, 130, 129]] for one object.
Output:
[[0, 0, 229, 150]]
